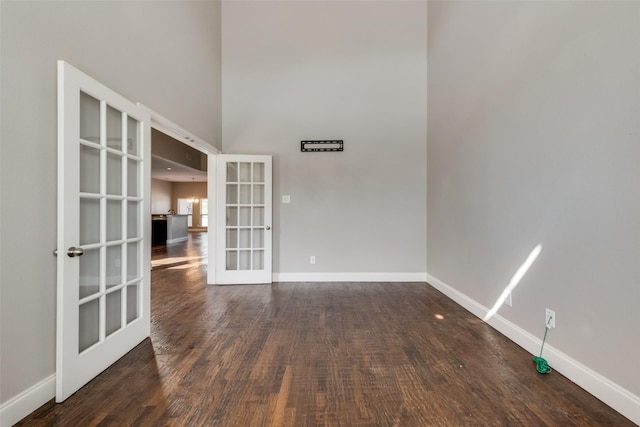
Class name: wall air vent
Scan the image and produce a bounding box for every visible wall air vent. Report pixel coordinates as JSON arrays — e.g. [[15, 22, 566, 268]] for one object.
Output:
[[300, 140, 343, 152]]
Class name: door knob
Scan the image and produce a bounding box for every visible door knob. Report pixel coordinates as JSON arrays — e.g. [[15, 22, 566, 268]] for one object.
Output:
[[265, 226, 271, 230], [67, 247, 84, 257]]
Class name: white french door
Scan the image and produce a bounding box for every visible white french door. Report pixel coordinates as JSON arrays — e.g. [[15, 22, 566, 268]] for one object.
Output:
[[56, 61, 151, 402], [216, 155, 272, 284]]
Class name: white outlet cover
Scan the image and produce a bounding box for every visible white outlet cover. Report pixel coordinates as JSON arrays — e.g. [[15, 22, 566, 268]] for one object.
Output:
[[282, 195, 291, 204], [545, 309, 555, 328]]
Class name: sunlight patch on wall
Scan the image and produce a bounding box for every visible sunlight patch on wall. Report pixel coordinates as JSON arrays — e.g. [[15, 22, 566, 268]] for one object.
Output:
[[484, 244, 542, 322]]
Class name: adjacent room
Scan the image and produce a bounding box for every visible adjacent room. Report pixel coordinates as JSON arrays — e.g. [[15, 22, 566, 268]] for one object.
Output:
[[1, 1, 638, 425], [150, 129, 209, 274]]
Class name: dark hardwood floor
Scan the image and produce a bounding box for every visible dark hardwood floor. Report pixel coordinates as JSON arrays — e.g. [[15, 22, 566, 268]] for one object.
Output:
[[17, 232, 634, 426]]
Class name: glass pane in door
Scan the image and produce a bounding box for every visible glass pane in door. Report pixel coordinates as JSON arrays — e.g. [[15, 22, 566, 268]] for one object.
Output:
[[239, 208, 251, 226], [80, 145, 100, 194], [226, 207, 238, 226], [106, 245, 122, 289], [127, 159, 139, 197], [106, 105, 123, 151], [226, 251, 238, 270], [253, 251, 264, 270], [253, 184, 264, 204], [79, 299, 100, 353], [239, 251, 251, 270], [226, 229, 238, 249], [107, 200, 122, 242], [126, 283, 139, 324], [253, 229, 264, 248], [227, 184, 238, 204], [253, 207, 264, 227], [80, 91, 100, 142], [239, 229, 251, 248], [105, 290, 122, 337], [127, 242, 139, 281], [253, 163, 264, 182], [79, 249, 100, 299], [239, 162, 251, 182], [80, 198, 100, 245], [239, 184, 251, 204], [127, 116, 139, 156], [227, 162, 238, 182], [127, 201, 139, 238], [107, 153, 123, 195]]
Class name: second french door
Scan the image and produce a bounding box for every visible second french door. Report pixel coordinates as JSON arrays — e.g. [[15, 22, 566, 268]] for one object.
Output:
[[216, 155, 272, 284]]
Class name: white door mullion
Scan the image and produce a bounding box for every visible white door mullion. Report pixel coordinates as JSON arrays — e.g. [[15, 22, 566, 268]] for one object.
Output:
[[121, 112, 129, 330], [98, 100, 108, 344], [250, 163, 255, 271], [99, 99, 107, 342]]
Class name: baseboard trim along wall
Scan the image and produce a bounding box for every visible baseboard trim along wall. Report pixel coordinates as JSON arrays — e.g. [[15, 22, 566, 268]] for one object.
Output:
[[0, 374, 55, 427], [273, 272, 429, 283], [166, 237, 188, 244], [426, 273, 640, 426]]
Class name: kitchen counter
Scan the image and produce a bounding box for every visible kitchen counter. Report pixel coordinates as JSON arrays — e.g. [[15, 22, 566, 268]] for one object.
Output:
[[152, 215, 188, 244]]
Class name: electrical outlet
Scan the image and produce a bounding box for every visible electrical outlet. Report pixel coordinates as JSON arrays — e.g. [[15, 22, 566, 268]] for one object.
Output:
[[505, 292, 512, 307], [545, 308, 555, 328], [310, 256, 316, 265], [282, 195, 291, 204]]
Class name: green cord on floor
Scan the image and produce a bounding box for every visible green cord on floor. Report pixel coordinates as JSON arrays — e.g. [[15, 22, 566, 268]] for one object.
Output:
[[532, 317, 553, 374]]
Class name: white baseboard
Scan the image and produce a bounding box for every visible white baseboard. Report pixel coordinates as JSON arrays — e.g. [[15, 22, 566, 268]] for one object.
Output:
[[166, 236, 188, 244], [427, 273, 640, 426], [273, 272, 428, 283], [0, 374, 55, 427]]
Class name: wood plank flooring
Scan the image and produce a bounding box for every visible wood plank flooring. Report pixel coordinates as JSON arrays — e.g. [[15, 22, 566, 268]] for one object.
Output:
[[17, 233, 634, 426]]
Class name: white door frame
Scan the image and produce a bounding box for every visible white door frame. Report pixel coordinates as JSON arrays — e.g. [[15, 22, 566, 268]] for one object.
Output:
[[137, 105, 220, 284]]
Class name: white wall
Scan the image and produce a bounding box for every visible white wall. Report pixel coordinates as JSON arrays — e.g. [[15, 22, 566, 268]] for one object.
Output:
[[222, 1, 427, 278], [0, 0, 221, 416], [427, 0, 640, 420]]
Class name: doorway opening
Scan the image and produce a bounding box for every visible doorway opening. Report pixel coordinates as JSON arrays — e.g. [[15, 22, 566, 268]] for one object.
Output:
[[150, 127, 210, 271]]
